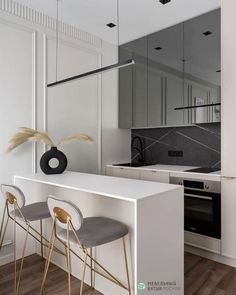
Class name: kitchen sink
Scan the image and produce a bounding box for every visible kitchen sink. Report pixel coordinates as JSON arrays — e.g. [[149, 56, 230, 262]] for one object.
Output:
[[112, 162, 155, 167]]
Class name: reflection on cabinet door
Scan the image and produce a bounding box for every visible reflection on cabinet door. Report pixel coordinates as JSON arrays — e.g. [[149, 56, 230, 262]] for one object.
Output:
[[148, 66, 164, 126], [222, 178, 236, 259], [133, 53, 148, 127], [119, 47, 133, 128], [166, 74, 184, 126], [140, 170, 169, 183]]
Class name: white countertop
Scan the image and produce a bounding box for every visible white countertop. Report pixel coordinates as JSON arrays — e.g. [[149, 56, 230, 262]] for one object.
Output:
[[14, 171, 182, 202]]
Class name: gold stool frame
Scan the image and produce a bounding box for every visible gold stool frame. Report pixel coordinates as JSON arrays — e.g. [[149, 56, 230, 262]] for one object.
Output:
[[40, 207, 132, 295], [0, 193, 65, 295]]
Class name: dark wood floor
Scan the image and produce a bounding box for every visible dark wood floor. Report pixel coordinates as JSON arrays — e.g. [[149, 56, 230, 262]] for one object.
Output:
[[185, 252, 236, 294], [0, 254, 101, 295], [1, 253, 236, 294]]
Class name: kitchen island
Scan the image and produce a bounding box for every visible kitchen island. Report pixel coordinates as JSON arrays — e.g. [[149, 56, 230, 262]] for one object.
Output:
[[14, 171, 184, 295]]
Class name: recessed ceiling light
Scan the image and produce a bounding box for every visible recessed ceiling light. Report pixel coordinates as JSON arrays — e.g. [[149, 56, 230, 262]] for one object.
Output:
[[203, 30, 213, 36], [107, 23, 116, 28], [159, 0, 171, 4], [155, 47, 163, 51]]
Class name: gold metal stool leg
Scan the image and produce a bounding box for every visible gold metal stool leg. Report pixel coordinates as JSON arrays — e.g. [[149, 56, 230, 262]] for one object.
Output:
[[12, 205, 17, 295], [80, 250, 88, 295], [123, 236, 132, 295], [40, 219, 44, 260], [66, 244, 72, 295], [16, 224, 29, 295], [90, 248, 93, 288], [40, 223, 56, 295]]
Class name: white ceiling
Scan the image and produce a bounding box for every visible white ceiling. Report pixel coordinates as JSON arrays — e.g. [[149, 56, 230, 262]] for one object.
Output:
[[16, 0, 220, 44]]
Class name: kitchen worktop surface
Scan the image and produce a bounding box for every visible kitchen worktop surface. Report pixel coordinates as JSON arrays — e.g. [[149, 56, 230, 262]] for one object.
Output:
[[14, 171, 182, 202]]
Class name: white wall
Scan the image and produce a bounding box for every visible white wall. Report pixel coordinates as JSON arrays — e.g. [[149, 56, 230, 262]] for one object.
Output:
[[0, 0, 130, 264]]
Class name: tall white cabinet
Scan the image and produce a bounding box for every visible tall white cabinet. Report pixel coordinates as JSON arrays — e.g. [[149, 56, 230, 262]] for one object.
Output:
[[221, 0, 236, 261]]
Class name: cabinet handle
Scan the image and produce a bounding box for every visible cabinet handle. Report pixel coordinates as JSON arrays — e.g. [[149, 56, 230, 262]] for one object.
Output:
[[223, 176, 235, 180]]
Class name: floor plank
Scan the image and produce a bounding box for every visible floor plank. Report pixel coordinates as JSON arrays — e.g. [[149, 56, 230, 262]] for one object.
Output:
[[0, 254, 101, 295], [2, 253, 236, 294]]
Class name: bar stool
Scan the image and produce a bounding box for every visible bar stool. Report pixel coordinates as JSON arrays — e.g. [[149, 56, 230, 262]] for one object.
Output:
[[0, 184, 52, 295], [40, 196, 132, 295]]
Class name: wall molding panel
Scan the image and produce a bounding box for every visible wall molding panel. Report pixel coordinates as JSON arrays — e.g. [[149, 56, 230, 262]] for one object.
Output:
[[0, 0, 102, 47]]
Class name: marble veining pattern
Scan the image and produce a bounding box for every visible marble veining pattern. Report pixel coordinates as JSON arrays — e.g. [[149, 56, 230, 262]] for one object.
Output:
[[131, 123, 221, 169]]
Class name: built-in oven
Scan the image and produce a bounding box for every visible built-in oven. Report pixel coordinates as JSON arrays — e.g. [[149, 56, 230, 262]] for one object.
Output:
[[170, 177, 221, 239]]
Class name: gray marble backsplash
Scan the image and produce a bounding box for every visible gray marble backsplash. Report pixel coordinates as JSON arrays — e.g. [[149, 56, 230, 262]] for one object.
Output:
[[131, 123, 221, 169]]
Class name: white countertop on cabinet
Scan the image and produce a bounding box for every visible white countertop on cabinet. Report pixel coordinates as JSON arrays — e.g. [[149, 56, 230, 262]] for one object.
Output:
[[14, 171, 181, 202]]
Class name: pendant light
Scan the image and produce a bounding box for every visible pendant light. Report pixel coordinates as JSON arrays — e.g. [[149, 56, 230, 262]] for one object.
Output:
[[48, 0, 135, 88]]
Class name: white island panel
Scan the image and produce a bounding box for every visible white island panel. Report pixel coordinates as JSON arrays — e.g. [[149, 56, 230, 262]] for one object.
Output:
[[14, 172, 184, 295]]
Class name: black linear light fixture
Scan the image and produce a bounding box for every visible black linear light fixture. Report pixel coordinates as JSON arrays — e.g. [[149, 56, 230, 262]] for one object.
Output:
[[174, 103, 221, 111], [48, 0, 135, 88]]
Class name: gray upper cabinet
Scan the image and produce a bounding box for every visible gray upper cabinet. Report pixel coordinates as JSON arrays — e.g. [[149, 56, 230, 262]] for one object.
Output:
[[119, 9, 221, 129], [183, 9, 221, 125], [148, 23, 184, 127]]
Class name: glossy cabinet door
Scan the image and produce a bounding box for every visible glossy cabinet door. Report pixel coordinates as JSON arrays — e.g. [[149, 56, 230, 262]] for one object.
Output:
[[165, 73, 184, 126], [148, 23, 184, 127], [118, 9, 221, 128], [147, 64, 164, 126], [119, 46, 133, 128]]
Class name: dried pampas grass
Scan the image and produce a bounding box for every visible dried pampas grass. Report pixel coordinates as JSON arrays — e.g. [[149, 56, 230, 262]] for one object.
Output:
[[57, 134, 94, 146], [6, 127, 94, 154]]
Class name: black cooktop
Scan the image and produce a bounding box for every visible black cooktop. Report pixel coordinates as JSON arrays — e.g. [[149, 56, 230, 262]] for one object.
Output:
[[185, 167, 220, 173]]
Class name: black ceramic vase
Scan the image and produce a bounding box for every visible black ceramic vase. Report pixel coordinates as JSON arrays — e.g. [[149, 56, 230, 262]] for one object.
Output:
[[40, 147, 68, 175]]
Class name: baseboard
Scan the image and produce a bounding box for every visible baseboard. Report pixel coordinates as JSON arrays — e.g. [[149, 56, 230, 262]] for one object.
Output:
[[185, 244, 236, 268], [0, 253, 14, 266]]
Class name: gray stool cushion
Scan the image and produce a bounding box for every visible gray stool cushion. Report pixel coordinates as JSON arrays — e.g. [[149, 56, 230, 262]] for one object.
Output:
[[10, 202, 51, 221], [57, 217, 129, 248]]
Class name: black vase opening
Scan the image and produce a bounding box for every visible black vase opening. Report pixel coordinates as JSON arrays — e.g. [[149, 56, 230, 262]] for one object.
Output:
[[40, 147, 67, 175]]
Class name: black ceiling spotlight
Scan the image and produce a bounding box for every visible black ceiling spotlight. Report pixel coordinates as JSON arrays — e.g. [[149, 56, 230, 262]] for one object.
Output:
[[216, 70, 221, 73], [203, 30, 212, 36], [107, 22, 116, 28], [159, 0, 171, 4], [155, 47, 163, 51]]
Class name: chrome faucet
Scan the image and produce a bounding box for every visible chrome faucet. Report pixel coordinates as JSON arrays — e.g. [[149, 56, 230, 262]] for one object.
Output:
[[131, 136, 145, 163]]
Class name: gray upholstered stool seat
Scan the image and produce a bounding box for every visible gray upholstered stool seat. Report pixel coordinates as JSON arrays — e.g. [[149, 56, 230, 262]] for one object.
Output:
[[57, 217, 129, 248], [10, 202, 51, 222]]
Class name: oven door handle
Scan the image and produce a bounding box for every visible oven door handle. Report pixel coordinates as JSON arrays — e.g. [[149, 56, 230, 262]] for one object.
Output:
[[185, 193, 212, 200]]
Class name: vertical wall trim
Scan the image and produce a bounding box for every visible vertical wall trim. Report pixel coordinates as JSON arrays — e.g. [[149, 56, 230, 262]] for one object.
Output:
[[32, 31, 37, 173], [97, 54, 102, 174], [43, 34, 48, 153]]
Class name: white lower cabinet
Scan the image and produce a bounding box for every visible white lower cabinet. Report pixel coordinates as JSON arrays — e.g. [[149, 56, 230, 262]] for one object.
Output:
[[140, 169, 169, 183], [106, 167, 140, 180], [221, 177, 236, 259], [106, 166, 170, 183]]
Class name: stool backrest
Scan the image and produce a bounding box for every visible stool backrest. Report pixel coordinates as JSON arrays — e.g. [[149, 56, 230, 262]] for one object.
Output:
[[47, 196, 83, 230], [1, 184, 25, 208]]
